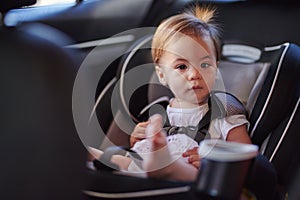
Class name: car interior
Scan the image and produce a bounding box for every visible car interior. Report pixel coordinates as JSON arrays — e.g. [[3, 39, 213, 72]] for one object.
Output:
[[1, 0, 299, 200]]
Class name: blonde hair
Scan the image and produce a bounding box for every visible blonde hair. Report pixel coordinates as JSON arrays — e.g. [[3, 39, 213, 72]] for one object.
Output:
[[151, 5, 221, 64]]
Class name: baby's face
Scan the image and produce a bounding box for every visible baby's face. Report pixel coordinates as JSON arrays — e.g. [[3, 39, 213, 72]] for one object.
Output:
[[156, 35, 217, 108]]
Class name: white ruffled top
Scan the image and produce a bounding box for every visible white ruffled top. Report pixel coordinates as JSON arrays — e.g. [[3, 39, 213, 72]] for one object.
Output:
[[127, 102, 249, 172]]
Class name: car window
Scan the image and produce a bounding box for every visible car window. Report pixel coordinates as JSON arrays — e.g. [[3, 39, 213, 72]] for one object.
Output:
[[33, 0, 76, 6]]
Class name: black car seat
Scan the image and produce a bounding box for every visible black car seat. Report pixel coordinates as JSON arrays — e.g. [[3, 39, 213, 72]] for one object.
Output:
[[248, 43, 300, 200], [0, 1, 87, 200], [148, 42, 300, 200], [216, 42, 300, 200], [219, 42, 299, 200], [88, 29, 299, 198]]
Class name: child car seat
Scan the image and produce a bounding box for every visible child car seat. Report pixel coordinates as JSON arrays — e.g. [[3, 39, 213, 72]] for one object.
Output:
[[85, 29, 300, 198]]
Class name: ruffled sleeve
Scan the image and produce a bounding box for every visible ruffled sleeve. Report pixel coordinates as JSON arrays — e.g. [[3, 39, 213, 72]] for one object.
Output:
[[209, 114, 249, 140]]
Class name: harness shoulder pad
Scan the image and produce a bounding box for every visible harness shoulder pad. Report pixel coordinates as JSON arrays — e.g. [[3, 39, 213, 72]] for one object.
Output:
[[211, 91, 248, 118]]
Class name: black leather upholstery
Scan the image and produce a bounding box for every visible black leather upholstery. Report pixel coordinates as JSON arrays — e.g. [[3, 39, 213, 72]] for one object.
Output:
[[0, 2, 87, 200]]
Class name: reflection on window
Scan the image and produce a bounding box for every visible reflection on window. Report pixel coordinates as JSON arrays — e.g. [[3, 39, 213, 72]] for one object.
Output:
[[34, 0, 76, 6]]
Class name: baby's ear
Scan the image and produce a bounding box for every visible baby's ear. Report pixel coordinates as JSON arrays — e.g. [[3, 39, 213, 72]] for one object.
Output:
[[155, 65, 167, 86]]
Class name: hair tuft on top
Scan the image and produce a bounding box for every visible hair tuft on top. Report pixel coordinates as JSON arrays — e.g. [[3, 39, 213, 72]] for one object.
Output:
[[185, 4, 216, 24]]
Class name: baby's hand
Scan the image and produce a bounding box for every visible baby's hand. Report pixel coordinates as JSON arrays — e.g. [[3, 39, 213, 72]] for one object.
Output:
[[182, 147, 201, 169], [130, 121, 150, 147]]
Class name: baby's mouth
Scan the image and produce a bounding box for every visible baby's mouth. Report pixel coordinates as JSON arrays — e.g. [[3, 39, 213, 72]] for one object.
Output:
[[191, 85, 202, 90]]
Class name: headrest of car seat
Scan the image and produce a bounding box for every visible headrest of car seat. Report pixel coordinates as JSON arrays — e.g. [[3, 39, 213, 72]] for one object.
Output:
[[211, 42, 267, 116], [0, 0, 36, 13], [214, 60, 270, 115], [221, 43, 262, 63]]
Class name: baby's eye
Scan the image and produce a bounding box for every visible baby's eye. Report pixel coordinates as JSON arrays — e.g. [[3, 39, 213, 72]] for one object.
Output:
[[200, 63, 211, 68], [176, 64, 188, 70]]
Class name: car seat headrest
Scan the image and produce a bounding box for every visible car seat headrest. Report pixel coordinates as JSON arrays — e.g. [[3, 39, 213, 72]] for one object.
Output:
[[214, 60, 270, 115], [221, 43, 262, 63]]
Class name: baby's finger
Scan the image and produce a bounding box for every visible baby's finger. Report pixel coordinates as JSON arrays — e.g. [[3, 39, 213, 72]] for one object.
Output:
[[188, 154, 200, 163], [139, 121, 150, 127], [187, 154, 201, 169], [134, 126, 146, 134], [130, 132, 145, 146], [134, 121, 149, 131], [130, 135, 144, 147], [191, 161, 200, 169], [146, 114, 163, 138], [133, 133, 146, 139], [132, 127, 146, 137], [182, 147, 199, 157]]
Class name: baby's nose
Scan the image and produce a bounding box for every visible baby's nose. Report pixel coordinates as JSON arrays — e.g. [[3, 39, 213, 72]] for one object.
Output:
[[188, 66, 202, 80]]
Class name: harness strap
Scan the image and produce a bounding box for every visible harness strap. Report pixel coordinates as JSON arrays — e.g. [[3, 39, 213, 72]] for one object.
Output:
[[163, 91, 246, 143]]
